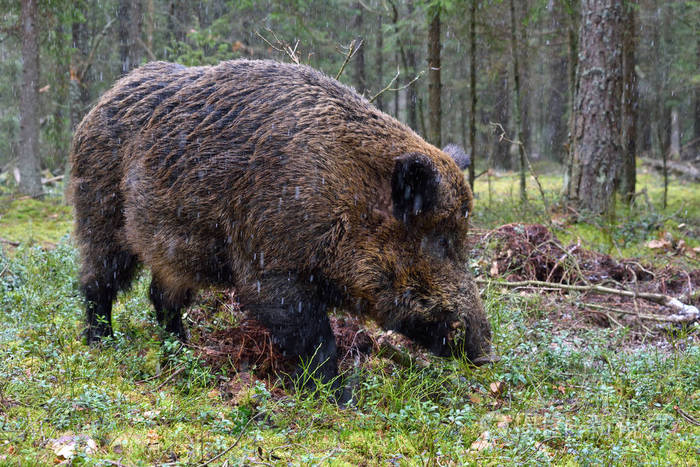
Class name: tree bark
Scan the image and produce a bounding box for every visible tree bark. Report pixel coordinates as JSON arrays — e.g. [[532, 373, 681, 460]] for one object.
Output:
[[375, 12, 384, 111], [619, 0, 638, 204], [405, 0, 418, 131], [70, 9, 91, 132], [352, 2, 366, 95], [567, 0, 623, 214], [427, 6, 441, 147], [564, 18, 578, 192], [695, 35, 700, 151], [508, 0, 526, 202], [118, 0, 142, 75], [18, 0, 42, 196], [468, 0, 477, 189]]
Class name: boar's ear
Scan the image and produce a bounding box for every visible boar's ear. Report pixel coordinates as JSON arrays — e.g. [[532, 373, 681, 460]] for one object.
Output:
[[392, 153, 440, 221], [442, 144, 470, 170]]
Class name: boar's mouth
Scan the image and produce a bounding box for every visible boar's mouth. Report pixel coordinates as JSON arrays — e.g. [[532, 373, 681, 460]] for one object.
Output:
[[390, 315, 497, 366]]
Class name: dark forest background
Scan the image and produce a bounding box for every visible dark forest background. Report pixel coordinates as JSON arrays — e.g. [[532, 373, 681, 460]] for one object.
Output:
[[0, 0, 698, 211]]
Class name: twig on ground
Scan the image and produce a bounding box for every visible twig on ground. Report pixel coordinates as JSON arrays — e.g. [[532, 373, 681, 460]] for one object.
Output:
[[0, 237, 20, 247], [581, 302, 684, 324], [152, 365, 186, 391], [478, 278, 699, 322], [198, 412, 262, 466], [377, 337, 428, 369], [673, 405, 700, 426]]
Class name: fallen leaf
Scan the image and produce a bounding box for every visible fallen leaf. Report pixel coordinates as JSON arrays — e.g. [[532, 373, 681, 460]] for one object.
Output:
[[51, 435, 97, 461], [496, 415, 513, 428], [489, 381, 505, 397], [490, 261, 499, 276], [146, 429, 160, 447], [645, 239, 671, 250], [469, 393, 482, 404], [469, 431, 493, 452]]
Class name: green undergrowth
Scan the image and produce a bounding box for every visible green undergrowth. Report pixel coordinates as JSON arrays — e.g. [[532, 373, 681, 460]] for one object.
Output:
[[0, 244, 697, 464], [0, 171, 698, 464]]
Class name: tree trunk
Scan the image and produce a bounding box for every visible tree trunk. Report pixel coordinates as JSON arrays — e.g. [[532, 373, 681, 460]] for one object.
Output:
[[544, 2, 568, 163], [567, 0, 623, 214], [375, 12, 384, 111], [695, 35, 700, 151], [563, 19, 578, 191], [18, 0, 42, 196], [405, 0, 418, 132], [508, 0, 526, 203], [70, 10, 91, 132], [118, 0, 142, 75], [352, 2, 366, 95], [427, 6, 441, 147], [619, 0, 638, 204], [468, 0, 477, 189]]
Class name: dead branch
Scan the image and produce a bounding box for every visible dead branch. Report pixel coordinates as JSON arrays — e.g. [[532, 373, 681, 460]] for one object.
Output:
[[335, 39, 362, 80], [641, 157, 700, 182], [478, 278, 699, 322], [369, 67, 399, 103], [674, 405, 700, 426], [0, 237, 20, 247], [198, 412, 262, 466], [256, 29, 301, 65], [136, 37, 157, 61], [41, 175, 64, 185], [582, 302, 691, 324], [79, 18, 116, 82]]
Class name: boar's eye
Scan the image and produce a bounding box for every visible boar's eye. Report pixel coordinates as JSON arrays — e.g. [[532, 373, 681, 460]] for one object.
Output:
[[423, 234, 450, 260]]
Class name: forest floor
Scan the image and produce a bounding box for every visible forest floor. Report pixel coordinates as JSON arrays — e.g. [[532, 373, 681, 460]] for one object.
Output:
[[0, 167, 698, 465]]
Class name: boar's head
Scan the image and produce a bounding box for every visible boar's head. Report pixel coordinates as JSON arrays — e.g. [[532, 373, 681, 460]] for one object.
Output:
[[361, 148, 494, 366]]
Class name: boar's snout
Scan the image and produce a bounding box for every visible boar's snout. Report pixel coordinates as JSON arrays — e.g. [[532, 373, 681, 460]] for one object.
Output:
[[449, 282, 496, 366]]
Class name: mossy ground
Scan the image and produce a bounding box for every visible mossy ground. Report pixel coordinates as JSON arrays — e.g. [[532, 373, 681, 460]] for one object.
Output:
[[0, 171, 698, 465]]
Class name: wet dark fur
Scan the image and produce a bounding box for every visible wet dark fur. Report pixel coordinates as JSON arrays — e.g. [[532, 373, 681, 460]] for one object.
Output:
[[70, 59, 491, 389]]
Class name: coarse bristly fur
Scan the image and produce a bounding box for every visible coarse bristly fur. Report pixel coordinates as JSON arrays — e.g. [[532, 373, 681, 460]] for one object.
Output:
[[70, 59, 493, 393]]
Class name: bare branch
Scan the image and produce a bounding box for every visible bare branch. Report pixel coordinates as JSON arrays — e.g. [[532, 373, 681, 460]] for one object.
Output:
[[335, 39, 363, 80], [256, 29, 301, 64], [477, 278, 700, 322], [369, 67, 399, 103], [79, 17, 116, 82]]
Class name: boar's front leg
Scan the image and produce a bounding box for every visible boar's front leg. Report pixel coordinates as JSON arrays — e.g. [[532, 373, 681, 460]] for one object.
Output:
[[241, 274, 339, 394]]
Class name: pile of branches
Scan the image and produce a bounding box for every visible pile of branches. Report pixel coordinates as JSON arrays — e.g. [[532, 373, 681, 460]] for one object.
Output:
[[473, 223, 699, 325], [480, 223, 655, 285]]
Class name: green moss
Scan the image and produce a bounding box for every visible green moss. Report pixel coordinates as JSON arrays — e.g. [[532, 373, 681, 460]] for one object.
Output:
[[0, 196, 73, 246]]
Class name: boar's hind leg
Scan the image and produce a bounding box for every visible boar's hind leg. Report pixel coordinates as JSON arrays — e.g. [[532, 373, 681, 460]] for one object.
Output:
[[149, 278, 192, 340], [81, 250, 138, 344]]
